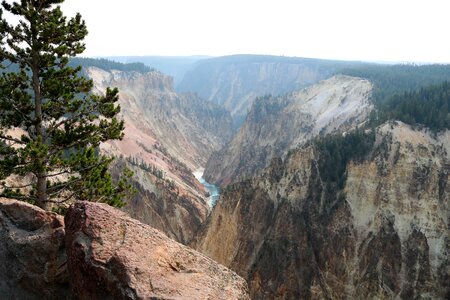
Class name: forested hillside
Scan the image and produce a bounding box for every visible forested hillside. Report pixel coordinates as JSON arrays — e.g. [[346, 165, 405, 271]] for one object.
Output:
[[339, 63, 450, 103], [70, 57, 154, 73], [373, 81, 450, 132]]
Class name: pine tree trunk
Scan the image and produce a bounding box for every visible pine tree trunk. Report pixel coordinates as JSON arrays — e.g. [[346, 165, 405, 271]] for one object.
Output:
[[36, 173, 50, 210], [32, 52, 49, 210]]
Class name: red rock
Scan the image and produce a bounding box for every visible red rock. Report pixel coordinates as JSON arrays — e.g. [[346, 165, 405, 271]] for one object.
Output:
[[0, 198, 69, 299], [65, 201, 249, 300]]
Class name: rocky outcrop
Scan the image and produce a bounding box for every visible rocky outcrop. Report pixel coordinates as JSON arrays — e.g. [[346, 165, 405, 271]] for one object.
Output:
[[0, 198, 249, 299], [194, 123, 449, 299], [65, 201, 249, 300], [0, 198, 69, 299], [205, 75, 373, 186], [178, 55, 355, 125]]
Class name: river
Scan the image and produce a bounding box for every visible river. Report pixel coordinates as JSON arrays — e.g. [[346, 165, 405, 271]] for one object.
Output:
[[193, 169, 220, 207]]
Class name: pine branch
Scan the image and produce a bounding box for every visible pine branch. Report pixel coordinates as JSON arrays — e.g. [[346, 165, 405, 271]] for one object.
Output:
[[0, 193, 34, 202], [9, 102, 33, 123], [2, 182, 35, 189], [47, 158, 109, 180], [46, 169, 70, 178], [47, 185, 86, 203], [0, 134, 26, 145]]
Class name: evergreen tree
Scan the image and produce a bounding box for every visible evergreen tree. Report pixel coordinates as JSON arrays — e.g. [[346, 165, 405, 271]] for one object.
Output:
[[0, 0, 132, 209]]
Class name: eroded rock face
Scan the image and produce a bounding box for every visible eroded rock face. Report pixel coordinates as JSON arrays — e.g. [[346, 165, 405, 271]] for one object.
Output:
[[204, 75, 373, 186], [194, 123, 449, 299], [0, 198, 69, 299], [88, 66, 233, 171], [65, 201, 249, 300]]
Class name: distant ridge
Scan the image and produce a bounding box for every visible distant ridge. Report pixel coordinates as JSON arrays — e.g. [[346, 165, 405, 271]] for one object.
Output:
[[104, 55, 211, 84], [177, 54, 363, 128]]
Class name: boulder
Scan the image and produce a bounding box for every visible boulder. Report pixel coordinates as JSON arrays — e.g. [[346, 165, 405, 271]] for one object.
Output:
[[0, 198, 69, 299], [65, 201, 249, 300]]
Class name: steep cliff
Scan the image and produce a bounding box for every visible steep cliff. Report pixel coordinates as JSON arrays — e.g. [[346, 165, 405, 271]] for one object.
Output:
[[193, 122, 449, 299], [205, 75, 373, 186], [178, 55, 358, 126], [87, 66, 232, 243]]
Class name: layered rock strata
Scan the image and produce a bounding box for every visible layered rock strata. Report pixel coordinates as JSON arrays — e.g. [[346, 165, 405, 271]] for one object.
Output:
[[178, 55, 352, 123], [194, 123, 449, 299]]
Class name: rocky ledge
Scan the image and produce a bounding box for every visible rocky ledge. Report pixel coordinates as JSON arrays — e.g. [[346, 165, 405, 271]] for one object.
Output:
[[0, 198, 249, 300], [65, 201, 249, 299]]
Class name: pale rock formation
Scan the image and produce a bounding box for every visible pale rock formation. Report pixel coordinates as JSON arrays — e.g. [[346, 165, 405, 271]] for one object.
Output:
[[177, 55, 348, 123], [88, 67, 232, 171], [205, 75, 373, 186]]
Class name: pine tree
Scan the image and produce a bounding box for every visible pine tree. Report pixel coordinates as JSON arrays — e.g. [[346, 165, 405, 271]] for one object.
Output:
[[0, 0, 132, 210]]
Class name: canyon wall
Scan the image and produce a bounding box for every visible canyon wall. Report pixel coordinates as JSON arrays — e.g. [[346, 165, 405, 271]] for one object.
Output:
[[194, 122, 449, 299]]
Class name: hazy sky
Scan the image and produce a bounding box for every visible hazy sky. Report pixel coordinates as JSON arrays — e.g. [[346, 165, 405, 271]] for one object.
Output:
[[33, 0, 450, 63]]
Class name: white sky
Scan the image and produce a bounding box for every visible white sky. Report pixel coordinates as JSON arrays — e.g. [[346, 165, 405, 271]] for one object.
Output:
[[20, 0, 450, 63]]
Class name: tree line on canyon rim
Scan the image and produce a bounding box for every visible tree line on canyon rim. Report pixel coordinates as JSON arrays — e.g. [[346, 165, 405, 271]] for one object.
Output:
[[309, 79, 449, 205]]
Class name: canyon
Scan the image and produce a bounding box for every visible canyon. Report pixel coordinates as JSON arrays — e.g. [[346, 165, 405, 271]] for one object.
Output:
[[1, 55, 449, 299], [86, 60, 450, 299], [1, 0, 450, 298]]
